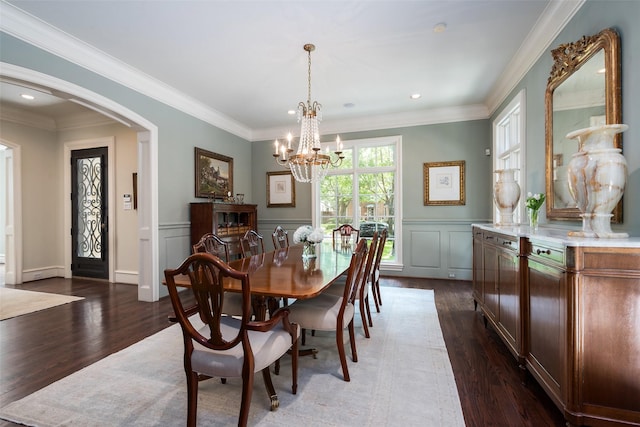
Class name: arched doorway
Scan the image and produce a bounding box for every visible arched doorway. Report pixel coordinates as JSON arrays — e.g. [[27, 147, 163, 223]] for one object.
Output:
[[1, 63, 160, 302]]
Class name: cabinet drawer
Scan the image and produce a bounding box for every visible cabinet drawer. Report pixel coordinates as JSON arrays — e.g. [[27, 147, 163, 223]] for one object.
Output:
[[528, 242, 564, 267]]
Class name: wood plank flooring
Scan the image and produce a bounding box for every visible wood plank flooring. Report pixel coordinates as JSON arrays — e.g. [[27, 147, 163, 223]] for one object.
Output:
[[0, 276, 565, 426]]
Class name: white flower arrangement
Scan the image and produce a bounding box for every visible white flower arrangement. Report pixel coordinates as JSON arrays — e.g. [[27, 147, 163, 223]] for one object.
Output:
[[293, 225, 325, 244]]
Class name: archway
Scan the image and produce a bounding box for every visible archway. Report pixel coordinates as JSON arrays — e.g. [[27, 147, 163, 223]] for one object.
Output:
[[1, 63, 160, 302]]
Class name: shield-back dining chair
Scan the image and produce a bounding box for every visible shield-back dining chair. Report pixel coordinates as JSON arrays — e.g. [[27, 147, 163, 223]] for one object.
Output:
[[324, 232, 379, 338], [287, 239, 369, 382], [164, 252, 299, 427], [332, 224, 359, 250], [240, 230, 265, 258], [370, 228, 387, 311], [192, 233, 243, 316], [272, 226, 290, 249]]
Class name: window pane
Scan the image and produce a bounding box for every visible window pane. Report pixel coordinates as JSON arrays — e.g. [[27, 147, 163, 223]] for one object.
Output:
[[319, 174, 353, 235], [358, 144, 395, 168], [358, 172, 395, 240]]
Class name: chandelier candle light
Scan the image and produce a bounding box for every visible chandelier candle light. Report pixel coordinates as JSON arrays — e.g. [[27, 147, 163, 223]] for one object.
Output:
[[273, 44, 344, 183]]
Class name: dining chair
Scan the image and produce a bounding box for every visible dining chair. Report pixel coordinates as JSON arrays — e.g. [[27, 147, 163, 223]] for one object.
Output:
[[240, 229, 265, 258], [164, 252, 299, 427], [192, 232, 230, 260], [332, 224, 359, 250], [287, 239, 369, 382], [370, 228, 387, 311], [324, 232, 379, 338], [271, 226, 290, 249], [192, 232, 242, 316]]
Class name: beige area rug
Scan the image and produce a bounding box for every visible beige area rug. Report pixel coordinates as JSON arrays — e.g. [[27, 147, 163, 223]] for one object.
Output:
[[0, 287, 84, 321], [0, 288, 465, 426]]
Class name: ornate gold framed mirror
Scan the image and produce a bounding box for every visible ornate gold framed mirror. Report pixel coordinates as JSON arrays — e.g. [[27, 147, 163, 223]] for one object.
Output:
[[545, 28, 622, 222]]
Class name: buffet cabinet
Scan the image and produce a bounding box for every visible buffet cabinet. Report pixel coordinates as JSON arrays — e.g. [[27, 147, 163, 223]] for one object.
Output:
[[190, 202, 257, 257], [472, 225, 640, 426]]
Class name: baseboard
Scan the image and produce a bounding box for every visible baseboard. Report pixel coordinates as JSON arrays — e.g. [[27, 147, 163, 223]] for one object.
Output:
[[115, 270, 138, 285], [22, 266, 64, 282]]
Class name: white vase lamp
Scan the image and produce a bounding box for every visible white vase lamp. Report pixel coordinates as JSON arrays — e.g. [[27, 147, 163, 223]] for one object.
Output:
[[566, 124, 628, 238]]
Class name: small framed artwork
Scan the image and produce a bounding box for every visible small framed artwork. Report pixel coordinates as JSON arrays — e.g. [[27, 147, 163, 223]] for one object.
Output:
[[195, 147, 233, 198], [267, 171, 295, 207], [423, 160, 465, 206]]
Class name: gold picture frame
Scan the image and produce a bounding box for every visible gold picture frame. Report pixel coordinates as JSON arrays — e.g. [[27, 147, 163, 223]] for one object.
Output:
[[266, 171, 295, 207], [195, 147, 233, 198], [423, 160, 465, 206]]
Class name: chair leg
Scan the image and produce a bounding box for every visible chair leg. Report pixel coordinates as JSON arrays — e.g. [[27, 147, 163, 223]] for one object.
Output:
[[335, 327, 350, 382], [365, 294, 374, 328], [359, 296, 370, 338], [348, 320, 358, 363], [186, 371, 198, 427], [261, 367, 279, 411], [239, 370, 254, 427], [291, 328, 299, 395], [375, 279, 382, 307], [372, 281, 381, 312]]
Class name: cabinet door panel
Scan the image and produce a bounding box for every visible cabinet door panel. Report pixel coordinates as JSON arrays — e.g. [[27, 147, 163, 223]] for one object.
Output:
[[497, 251, 518, 344], [483, 245, 498, 321], [527, 259, 565, 396]]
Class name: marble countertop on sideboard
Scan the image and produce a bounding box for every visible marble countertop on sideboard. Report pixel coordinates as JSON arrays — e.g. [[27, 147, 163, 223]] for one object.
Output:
[[472, 223, 640, 248]]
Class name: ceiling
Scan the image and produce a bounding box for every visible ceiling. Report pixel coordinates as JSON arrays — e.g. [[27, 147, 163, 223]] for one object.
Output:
[[0, 0, 582, 141]]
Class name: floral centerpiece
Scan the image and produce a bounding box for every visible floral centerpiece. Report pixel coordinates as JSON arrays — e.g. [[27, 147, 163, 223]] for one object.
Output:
[[293, 225, 324, 258], [525, 192, 545, 230]]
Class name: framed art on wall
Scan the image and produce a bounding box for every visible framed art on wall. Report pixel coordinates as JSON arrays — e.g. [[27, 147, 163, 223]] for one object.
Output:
[[267, 171, 295, 207], [423, 160, 465, 205], [195, 147, 233, 198]]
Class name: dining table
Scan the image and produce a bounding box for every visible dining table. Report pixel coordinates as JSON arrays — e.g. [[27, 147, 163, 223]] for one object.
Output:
[[170, 241, 355, 321]]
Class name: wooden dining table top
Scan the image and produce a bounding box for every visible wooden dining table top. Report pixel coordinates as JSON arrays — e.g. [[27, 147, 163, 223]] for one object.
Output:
[[170, 242, 354, 300]]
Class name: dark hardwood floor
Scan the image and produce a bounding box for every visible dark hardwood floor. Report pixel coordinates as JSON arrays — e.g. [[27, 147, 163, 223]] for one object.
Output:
[[0, 276, 565, 426]]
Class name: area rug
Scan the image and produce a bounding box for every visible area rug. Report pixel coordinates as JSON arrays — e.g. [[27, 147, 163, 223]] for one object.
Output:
[[0, 287, 465, 426], [0, 287, 84, 321]]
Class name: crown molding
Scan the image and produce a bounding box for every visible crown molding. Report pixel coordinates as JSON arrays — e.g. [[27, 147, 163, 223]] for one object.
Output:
[[2, 0, 581, 140], [485, 0, 585, 115], [0, 1, 252, 140], [251, 104, 489, 142], [0, 104, 56, 131]]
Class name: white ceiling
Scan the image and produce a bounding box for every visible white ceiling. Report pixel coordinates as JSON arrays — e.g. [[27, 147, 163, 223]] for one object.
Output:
[[0, 0, 583, 140]]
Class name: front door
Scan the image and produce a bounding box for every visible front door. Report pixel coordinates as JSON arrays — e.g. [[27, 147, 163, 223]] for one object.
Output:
[[71, 148, 108, 279]]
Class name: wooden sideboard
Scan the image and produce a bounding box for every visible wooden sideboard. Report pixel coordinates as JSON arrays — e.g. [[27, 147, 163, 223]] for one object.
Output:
[[472, 224, 640, 426], [190, 202, 257, 257]]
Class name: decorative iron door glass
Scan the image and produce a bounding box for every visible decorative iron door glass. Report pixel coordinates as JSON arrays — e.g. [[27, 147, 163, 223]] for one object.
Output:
[[71, 147, 109, 279]]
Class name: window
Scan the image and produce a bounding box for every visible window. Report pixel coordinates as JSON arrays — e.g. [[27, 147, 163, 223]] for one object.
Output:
[[313, 136, 402, 268], [493, 89, 526, 223]]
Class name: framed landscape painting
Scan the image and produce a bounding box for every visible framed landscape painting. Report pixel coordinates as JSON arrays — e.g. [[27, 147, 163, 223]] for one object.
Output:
[[195, 147, 233, 198], [423, 160, 465, 205]]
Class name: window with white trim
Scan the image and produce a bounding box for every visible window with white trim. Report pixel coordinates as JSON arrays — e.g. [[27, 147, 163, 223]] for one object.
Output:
[[312, 136, 402, 267], [493, 89, 526, 223]]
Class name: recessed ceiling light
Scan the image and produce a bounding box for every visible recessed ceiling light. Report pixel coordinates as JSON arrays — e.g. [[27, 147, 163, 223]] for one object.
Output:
[[21, 93, 35, 100], [597, 68, 606, 74], [433, 22, 447, 33], [287, 110, 296, 115], [410, 93, 421, 100]]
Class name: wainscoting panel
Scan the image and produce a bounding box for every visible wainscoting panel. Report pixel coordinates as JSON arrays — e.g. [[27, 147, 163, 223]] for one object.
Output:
[[158, 222, 191, 298], [410, 231, 441, 268], [402, 220, 474, 281]]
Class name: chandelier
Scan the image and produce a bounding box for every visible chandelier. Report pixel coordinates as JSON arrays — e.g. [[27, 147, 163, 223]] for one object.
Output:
[[273, 43, 344, 183]]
